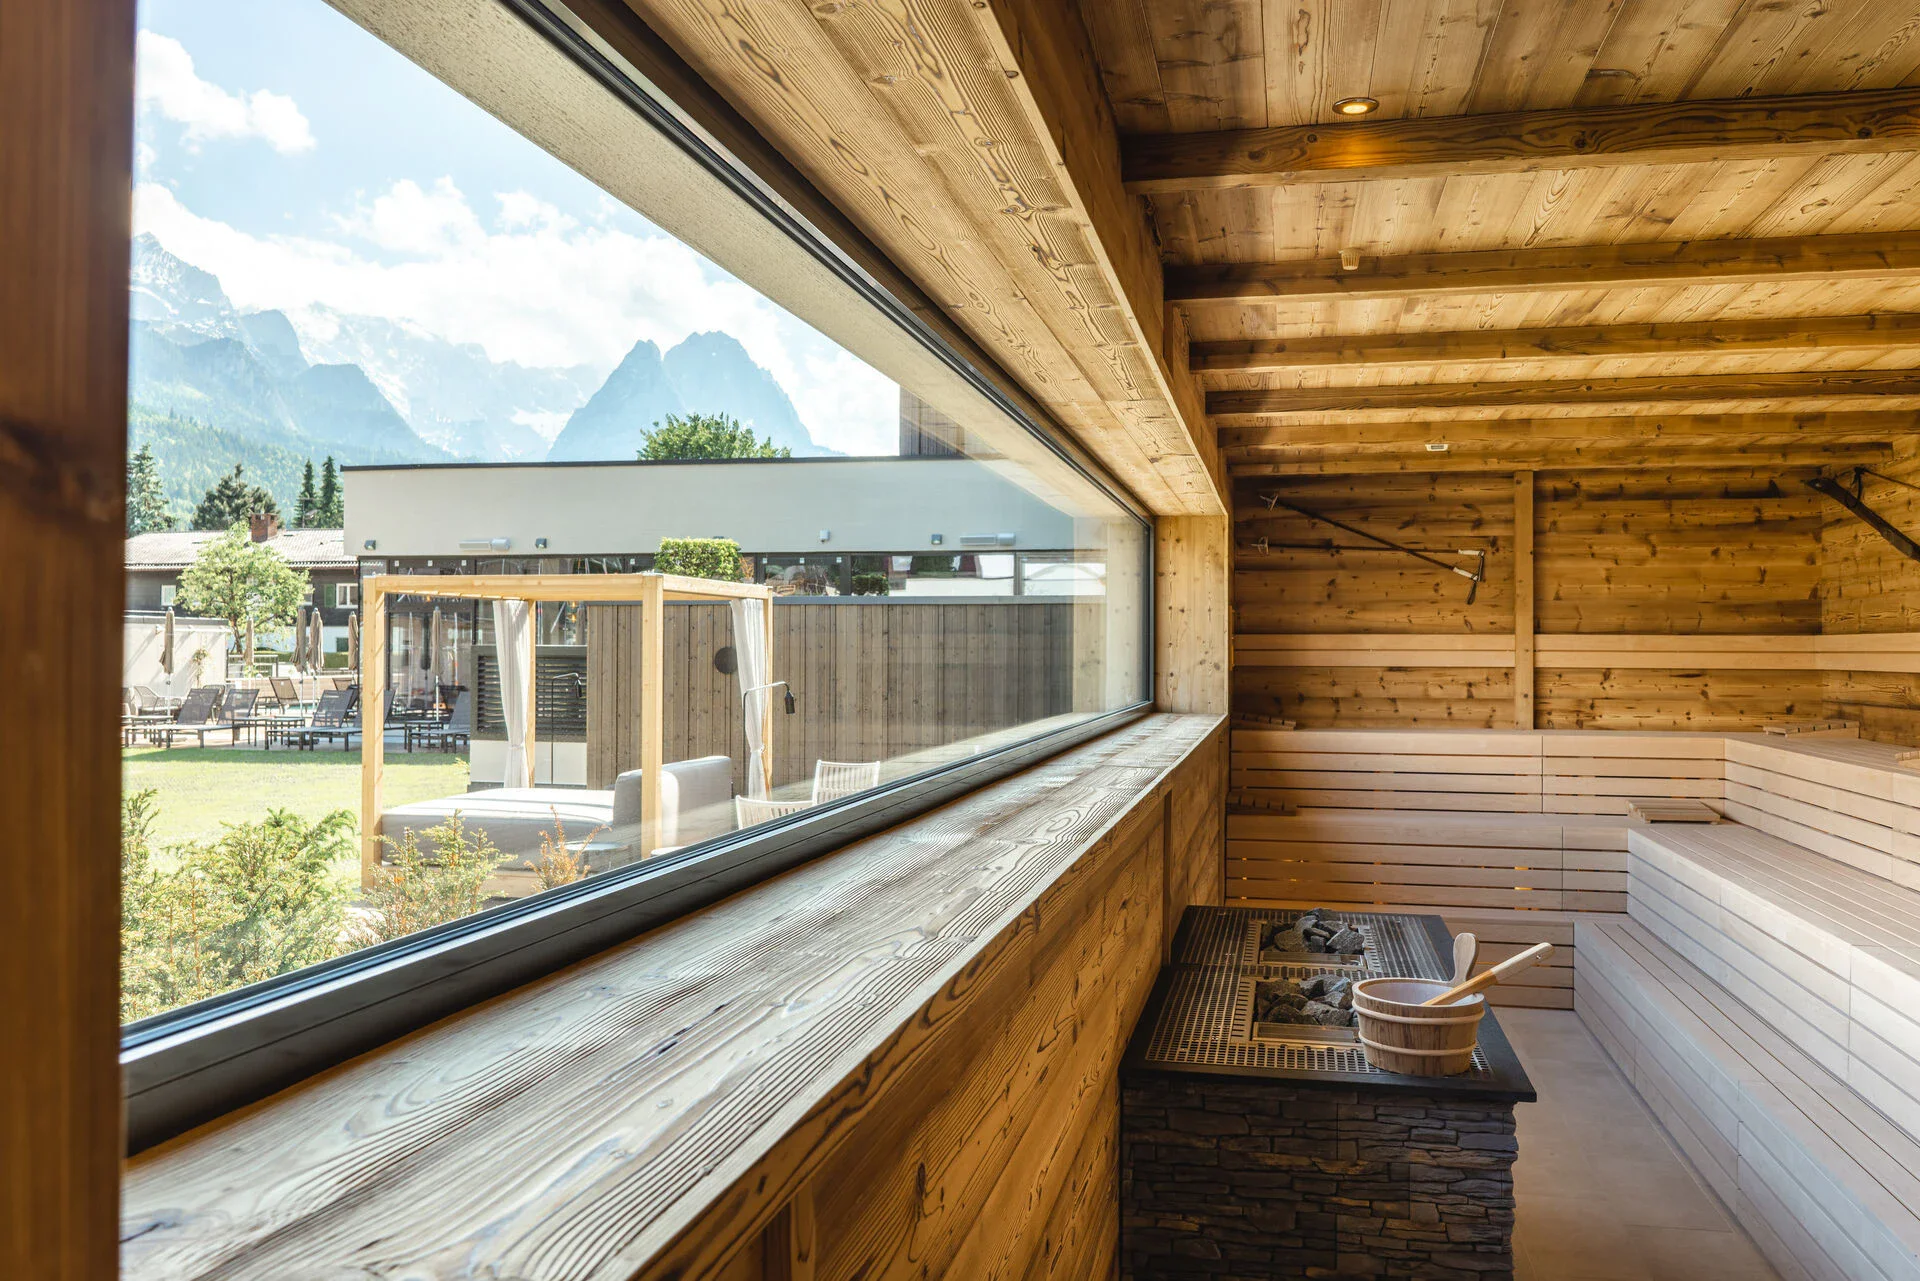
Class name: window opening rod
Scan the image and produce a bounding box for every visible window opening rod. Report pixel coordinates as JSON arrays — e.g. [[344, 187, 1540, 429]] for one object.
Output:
[[1259, 493, 1488, 602]]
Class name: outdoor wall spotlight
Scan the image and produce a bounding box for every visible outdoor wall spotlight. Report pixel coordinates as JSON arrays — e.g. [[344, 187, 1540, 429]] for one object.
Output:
[[930, 533, 944, 545], [1333, 95, 1378, 116], [818, 529, 831, 543], [363, 539, 377, 550], [534, 537, 549, 549]]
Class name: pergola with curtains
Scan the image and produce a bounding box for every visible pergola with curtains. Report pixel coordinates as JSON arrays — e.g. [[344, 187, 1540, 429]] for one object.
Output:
[[358, 572, 776, 885]]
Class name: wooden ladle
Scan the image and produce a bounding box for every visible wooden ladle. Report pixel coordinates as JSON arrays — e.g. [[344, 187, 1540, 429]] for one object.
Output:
[[1452, 931, 1479, 985], [1422, 941, 1554, 1006]]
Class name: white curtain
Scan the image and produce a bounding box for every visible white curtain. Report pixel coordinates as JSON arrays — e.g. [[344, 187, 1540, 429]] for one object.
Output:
[[730, 597, 770, 799], [493, 600, 534, 789]]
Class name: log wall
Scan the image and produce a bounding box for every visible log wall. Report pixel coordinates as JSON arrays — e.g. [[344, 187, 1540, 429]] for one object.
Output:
[[1821, 443, 1920, 743], [1232, 469, 1831, 734]]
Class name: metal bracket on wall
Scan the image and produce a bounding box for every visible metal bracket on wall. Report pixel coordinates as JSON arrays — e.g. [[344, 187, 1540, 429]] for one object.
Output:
[[1804, 470, 1920, 564], [1257, 493, 1489, 603]]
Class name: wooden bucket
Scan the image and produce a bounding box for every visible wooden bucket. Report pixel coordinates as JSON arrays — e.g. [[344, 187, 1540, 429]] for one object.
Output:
[[1352, 977, 1486, 1076]]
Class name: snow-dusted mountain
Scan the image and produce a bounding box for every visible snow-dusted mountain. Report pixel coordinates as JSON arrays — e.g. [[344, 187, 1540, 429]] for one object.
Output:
[[547, 330, 830, 460], [294, 309, 598, 461], [128, 236, 447, 508], [126, 234, 837, 510]]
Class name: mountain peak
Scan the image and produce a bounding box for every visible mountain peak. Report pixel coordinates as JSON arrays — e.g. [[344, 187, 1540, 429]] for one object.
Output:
[[545, 331, 831, 460]]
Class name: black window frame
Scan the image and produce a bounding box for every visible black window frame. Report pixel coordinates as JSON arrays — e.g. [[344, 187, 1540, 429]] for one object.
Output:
[[119, 0, 1157, 1154]]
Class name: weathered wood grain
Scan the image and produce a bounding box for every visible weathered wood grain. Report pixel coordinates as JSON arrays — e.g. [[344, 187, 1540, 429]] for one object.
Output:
[[121, 714, 1225, 1281], [1124, 87, 1920, 192], [1195, 315, 1920, 374], [1210, 371, 1920, 416], [1, 0, 133, 1277], [616, 0, 1219, 513], [1167, 229, 1920, 305]]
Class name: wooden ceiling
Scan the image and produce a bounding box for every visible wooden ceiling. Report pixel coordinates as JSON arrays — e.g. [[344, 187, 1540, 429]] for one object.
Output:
[[1079, 0, 1920, 479]]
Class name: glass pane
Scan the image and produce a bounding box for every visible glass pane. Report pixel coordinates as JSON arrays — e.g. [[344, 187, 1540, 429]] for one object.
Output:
[[120, 0, 1148, 1026]]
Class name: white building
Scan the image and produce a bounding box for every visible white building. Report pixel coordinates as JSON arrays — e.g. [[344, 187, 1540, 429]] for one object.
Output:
[[342, 456, 1104, 597]]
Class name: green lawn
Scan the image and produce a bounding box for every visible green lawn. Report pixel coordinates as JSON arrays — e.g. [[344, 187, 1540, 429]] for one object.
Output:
[[123, 746, 470, 846]]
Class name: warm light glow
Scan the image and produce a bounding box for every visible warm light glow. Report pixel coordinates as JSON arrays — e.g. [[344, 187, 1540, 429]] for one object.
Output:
[[1333, 96, 1379, 116]]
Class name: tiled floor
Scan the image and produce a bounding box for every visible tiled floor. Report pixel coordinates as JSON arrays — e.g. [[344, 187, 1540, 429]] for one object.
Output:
[[1503, 1009, 1780, 1281]]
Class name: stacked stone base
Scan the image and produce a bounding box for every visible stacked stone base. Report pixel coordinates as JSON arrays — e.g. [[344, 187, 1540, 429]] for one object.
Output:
[[1122, 1075, 1518, 1279]]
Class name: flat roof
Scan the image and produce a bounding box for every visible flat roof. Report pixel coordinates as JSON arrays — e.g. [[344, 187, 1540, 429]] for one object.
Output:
[[125, 528, 354, 571]]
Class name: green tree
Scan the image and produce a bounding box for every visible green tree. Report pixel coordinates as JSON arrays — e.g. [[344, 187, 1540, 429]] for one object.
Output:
[[293, 460, 319, 528], [120, 792, 354, 1022], [191, 463, 279, 531], [315, 456, 344, 526], [176, 523, 310, 635], [638, 412, 790, 461], [126, 443, 173, 535]]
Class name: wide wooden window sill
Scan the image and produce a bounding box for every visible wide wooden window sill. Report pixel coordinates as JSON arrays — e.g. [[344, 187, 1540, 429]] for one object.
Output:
[[122, 711, 1224, 1279]]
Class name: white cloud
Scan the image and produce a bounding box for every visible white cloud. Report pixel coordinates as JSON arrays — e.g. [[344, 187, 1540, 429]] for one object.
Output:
[[132, 180, 897, 453], [136, 31, 316, 154]]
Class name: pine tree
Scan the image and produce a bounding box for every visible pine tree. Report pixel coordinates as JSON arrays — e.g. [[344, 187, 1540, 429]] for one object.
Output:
[[294, 460, 319, 529], [316, 456, 344, 527], [191, 464, 279, 532], [638, 412, 790, 460], [126, 443, 173, 535]]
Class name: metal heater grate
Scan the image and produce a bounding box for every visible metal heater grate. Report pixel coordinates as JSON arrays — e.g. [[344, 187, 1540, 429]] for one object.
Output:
[[1146, 909, 1493, 1079]]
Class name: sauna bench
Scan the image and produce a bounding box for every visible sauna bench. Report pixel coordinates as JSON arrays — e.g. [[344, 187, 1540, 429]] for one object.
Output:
[[120, 712, 1228, 1281]]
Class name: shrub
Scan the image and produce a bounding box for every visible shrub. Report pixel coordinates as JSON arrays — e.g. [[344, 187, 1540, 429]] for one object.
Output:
[[533, 813, 606, 890], [120, 794, 355, 1022], [851, 572, 890, 596], [656, 537, 745, 582], [356, 815, 507, 945]]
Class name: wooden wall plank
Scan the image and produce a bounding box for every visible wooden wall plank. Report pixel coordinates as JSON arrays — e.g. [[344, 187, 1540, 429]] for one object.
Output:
[[587, 601, 1081, 792], [121, 714, 1225, 1281], [1515, 471, 1535, 729], [1155, 514, 1231, 713], [0, 0, 134, 1275]]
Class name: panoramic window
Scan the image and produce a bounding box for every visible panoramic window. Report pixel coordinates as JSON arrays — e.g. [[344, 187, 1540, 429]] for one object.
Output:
[[120, 0, 1147, 1028]]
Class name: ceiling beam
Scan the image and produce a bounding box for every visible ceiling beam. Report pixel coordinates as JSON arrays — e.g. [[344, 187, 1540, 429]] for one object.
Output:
[[1218, 412, 1916, 452], [1191, 314, 1920, 373], [1208, 371, 1920, 417], [1123, 87, 1920, 193], [1165, 230, 1920, 306], [1226, 443, 1895, 476]]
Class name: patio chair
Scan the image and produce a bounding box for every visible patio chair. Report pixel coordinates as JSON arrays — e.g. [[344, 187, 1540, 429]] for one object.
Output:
[[122, 688, 174, 746], [144, 686, 234, 748], [299, 686, 364, 751], [331, 676, 355, 692], [130, 684, 180, 715], [219, 687, 269, 745], [811, 759, 882, 804], [734, 795, 810, 828], [405, 691, 471, 753], [266, 676, 303, 711], [268, 688, 357, 751]]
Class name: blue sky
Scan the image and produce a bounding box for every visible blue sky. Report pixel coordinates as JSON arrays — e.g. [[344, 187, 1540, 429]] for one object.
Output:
[[133, 0, 898, 452]]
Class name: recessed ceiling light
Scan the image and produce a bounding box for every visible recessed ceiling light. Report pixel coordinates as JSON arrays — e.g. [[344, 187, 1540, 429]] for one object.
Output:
[[1334, 96, 1379, 117], [1425, 442, 1451, 452]]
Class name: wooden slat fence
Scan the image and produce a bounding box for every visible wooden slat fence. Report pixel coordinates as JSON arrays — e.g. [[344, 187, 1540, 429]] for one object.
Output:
[[586, 600, 1077, 792]]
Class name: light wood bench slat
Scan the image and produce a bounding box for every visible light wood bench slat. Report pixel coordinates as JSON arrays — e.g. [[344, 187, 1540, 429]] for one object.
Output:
[[1579, 919, 1920, 1281]]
